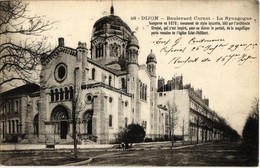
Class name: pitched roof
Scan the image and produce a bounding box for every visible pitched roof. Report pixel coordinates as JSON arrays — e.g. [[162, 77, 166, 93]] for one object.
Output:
[[0, 83, 40, 97]]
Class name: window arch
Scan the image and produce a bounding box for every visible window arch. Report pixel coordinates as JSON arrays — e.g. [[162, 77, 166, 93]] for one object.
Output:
[[110, 43, 121, 57], [92, 68, 96, 80], [121, 78, 125, 89], [60, 88, 64, 100], [69, 86, 74, 99], [139, 82, 147, 101], [50, 90, 54, 102], [64, 87, 69, 99], [109, 115, 113, 127], [33, 114, 39, 136], [55, 89, 59, 101], [95, 43, 103, 58], [109, 76, 112, 86]]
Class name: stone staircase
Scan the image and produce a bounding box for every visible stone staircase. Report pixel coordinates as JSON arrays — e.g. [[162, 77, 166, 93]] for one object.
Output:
[[80, 139, 96, 145]]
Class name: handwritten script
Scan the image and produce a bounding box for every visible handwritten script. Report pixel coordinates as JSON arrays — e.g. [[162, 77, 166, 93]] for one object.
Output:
[[154, 37, 257, 68]]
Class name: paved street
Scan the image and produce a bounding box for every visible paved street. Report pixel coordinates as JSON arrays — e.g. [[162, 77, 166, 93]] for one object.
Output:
[[88, 141, 258, 166], [0, 141, 258, 166]]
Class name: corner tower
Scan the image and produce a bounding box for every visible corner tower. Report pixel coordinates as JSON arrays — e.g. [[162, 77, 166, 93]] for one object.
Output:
[[146, 50, 157, 138], [126, 32, 139, 123], [127, 33, 139, 75], [146, 50, 157, 98], [146, 50, 157, 77]]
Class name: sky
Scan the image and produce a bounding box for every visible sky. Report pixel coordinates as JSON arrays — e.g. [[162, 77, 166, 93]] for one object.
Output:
[[21, 0, 258, 135]]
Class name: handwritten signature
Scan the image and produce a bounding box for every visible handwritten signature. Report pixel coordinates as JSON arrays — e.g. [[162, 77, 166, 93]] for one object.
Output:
[[153, 37, 257, 68]]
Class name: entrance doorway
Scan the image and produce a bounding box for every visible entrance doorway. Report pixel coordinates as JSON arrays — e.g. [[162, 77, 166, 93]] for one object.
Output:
[[87, 117, 92, 134], [51, 105, 69, 140], [60, 121, 68, 139], [83, 110, 93, 135]]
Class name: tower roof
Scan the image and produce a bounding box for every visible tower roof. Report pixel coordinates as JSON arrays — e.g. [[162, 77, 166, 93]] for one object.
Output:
[[127, 32, 139, 48], [146, 50, 157, 63]]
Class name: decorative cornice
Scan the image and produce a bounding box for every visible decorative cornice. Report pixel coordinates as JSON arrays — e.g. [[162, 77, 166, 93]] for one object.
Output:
[[41, 46, 77, 66], [82, 82, 132, 97]]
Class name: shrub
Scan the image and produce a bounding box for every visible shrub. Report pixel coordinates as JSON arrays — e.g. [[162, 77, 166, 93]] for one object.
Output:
[[163, 134, 169, 141], [144, 138, 153, 142], [115, 123, 146, 148]]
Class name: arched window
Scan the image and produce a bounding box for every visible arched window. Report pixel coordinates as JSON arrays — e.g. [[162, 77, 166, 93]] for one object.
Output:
[[64, 87, 69, 99], [55, 89, 59, 101], [60, 88, 64, 100], [110, 43, 120, 57], [125, 117, 128, 128], [144, 85, 147, 101], [95, 43, 103, 58], [92, 68, 95, 80], [50, 90, 54, 102], [109, 115, 113, 127], [12, 120, 15, 133], [16, 120, 19, 133], [109, 76, 112, 86], [69, 86, 74, 99], [95, 46, 99, 58], [33, 114, 39, 136], [121, 78, 125, 89]]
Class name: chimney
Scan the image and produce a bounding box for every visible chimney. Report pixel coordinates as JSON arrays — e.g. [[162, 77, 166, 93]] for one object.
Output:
[[58, 37, 64, 46]]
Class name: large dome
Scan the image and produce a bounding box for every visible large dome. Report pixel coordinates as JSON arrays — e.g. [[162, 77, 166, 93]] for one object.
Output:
[[93, 15, 131, 32], [90, 5, 136, 68], [92, 6, 132, 39]]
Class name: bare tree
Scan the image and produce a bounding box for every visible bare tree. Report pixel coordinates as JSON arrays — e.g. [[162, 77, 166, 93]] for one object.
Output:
[[72, 67, 89, 159], [0, 0, 55, 88], [167, 101, 179, 147], [179, 117, 188, 145], [250, 98, 259, 119]]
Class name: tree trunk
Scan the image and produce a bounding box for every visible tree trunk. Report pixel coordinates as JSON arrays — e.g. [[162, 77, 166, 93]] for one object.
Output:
[[196, 119, 199, 144], [182, 120, 184, 145], [72, 101, 78, 159], [172, 126, 174, 147]]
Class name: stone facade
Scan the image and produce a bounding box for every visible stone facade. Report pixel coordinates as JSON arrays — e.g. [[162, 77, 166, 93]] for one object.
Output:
[[0, 5, 224, 144], [34, 6, 167, 144]]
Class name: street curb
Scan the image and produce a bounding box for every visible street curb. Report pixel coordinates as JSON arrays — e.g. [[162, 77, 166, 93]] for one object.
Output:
[[63, 157, 93, 166]]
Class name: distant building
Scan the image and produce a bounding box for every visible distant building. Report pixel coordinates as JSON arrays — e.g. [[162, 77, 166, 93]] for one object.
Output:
[[0, 84, 40, 143], [157, 76, 223, 142]]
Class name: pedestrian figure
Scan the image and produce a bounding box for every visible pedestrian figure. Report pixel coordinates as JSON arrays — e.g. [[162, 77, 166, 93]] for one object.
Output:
[[121, 142, 125, 150]]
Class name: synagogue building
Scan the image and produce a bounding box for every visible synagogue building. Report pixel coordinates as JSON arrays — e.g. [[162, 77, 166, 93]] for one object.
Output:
[[0, 5, 224, 144]]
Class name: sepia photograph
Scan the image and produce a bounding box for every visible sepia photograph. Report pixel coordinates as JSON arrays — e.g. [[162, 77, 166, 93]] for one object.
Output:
[[0, 0, 258, 166]]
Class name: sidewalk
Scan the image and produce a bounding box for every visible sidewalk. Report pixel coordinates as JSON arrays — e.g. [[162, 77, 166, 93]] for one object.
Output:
[[0, 141, 212, 152], [0, 143, 114, 151]]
